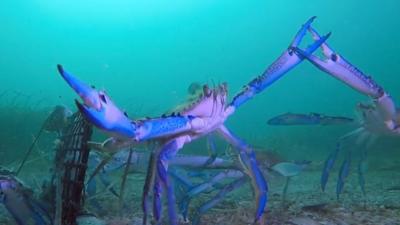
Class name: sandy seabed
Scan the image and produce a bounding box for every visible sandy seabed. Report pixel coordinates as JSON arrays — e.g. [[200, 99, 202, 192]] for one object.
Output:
[[1, 167, 399, 225]]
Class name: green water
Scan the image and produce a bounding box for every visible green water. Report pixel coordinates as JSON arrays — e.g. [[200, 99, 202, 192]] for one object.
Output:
[[1, 1, 400, 159]]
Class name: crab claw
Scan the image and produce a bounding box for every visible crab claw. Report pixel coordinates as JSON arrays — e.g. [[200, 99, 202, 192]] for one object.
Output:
[[57, 65, 102, 111], [230, 17, 329, 108], [289, 16, 331, 56], [57, 65, 137, 138], [294, 28, 383, 99], [296, 27, 399, 129], [290, 16, 317, 48], [75, 96, 136, 139]]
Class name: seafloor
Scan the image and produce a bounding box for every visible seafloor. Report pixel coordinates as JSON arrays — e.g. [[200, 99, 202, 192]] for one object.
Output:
[[99, 165, 400, 225], [1, 159, 400, 225], [0, 109, 399, 225]]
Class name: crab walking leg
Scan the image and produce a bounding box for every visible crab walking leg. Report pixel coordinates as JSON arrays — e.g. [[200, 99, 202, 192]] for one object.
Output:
[[169, 154, 235, 169], [192, 176, 248, 225], [169, 169, 194, 191], [88, 151, 237, 192], [296, 27, 398, 130], [336, 152, 351, 199], [358, 149, 368, 196], [155, 136, 191, 225], [0, 177, 52, 225], [217, 125, 267, 223], [152, 174, 163, 224], [142, 152, 157, 225], [321, 127, 364, 191], [321, 143, 339, 192], [203, 134, 218, 167], [185, 170, 244, 199], [180, 169, 245, 220], [230, 16, 331, 108]]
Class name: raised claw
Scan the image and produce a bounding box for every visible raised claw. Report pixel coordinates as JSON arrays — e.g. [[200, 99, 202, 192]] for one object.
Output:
[[58, 65, 136, 138], [294, 27, 384, 99], [308, 26, 334, 58], [230, 17, 330, 108], [296, 27, 399, 130], [289, 16, 316, 48], [57, 64, 102, 111]]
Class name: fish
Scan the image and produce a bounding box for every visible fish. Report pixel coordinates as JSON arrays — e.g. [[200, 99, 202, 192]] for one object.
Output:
[[267, 112, 354, 126], [271, 161, 310, 177]]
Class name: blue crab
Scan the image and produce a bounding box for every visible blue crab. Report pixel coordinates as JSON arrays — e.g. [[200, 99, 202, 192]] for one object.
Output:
[[0, 169, 52, 225], [294, 26, 400, 198], [57, 17, 329, 224]]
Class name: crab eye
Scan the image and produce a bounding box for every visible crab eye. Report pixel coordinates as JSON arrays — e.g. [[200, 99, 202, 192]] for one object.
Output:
[[99, 94, 107, 103], [331, 54, 338, 62]]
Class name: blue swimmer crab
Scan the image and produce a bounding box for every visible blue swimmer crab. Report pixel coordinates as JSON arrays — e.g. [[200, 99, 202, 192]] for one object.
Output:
[[0, 169, 52, 225], [293, 26, 400, 199], [57, 17, 330, 224]]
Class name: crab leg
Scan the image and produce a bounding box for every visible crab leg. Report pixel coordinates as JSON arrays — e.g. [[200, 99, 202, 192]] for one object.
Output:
[[217, 125, 267, 224], [203, 134, 218, 167], [336, 151, 351, 199], [180, 169, 245, 220], [320, 127, 364, 191], [192, 176, 248, 225], [87, 148, 236, 187], [295, 27, 398, 131], [230, 16, 330, 108], [358, 149, 368, 196], [0, 176, 52, 225], [142, 151, 157, 225], [185, 170, 243, 199], [152, 174, 163, 224], [152, 136, 191, 225]]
